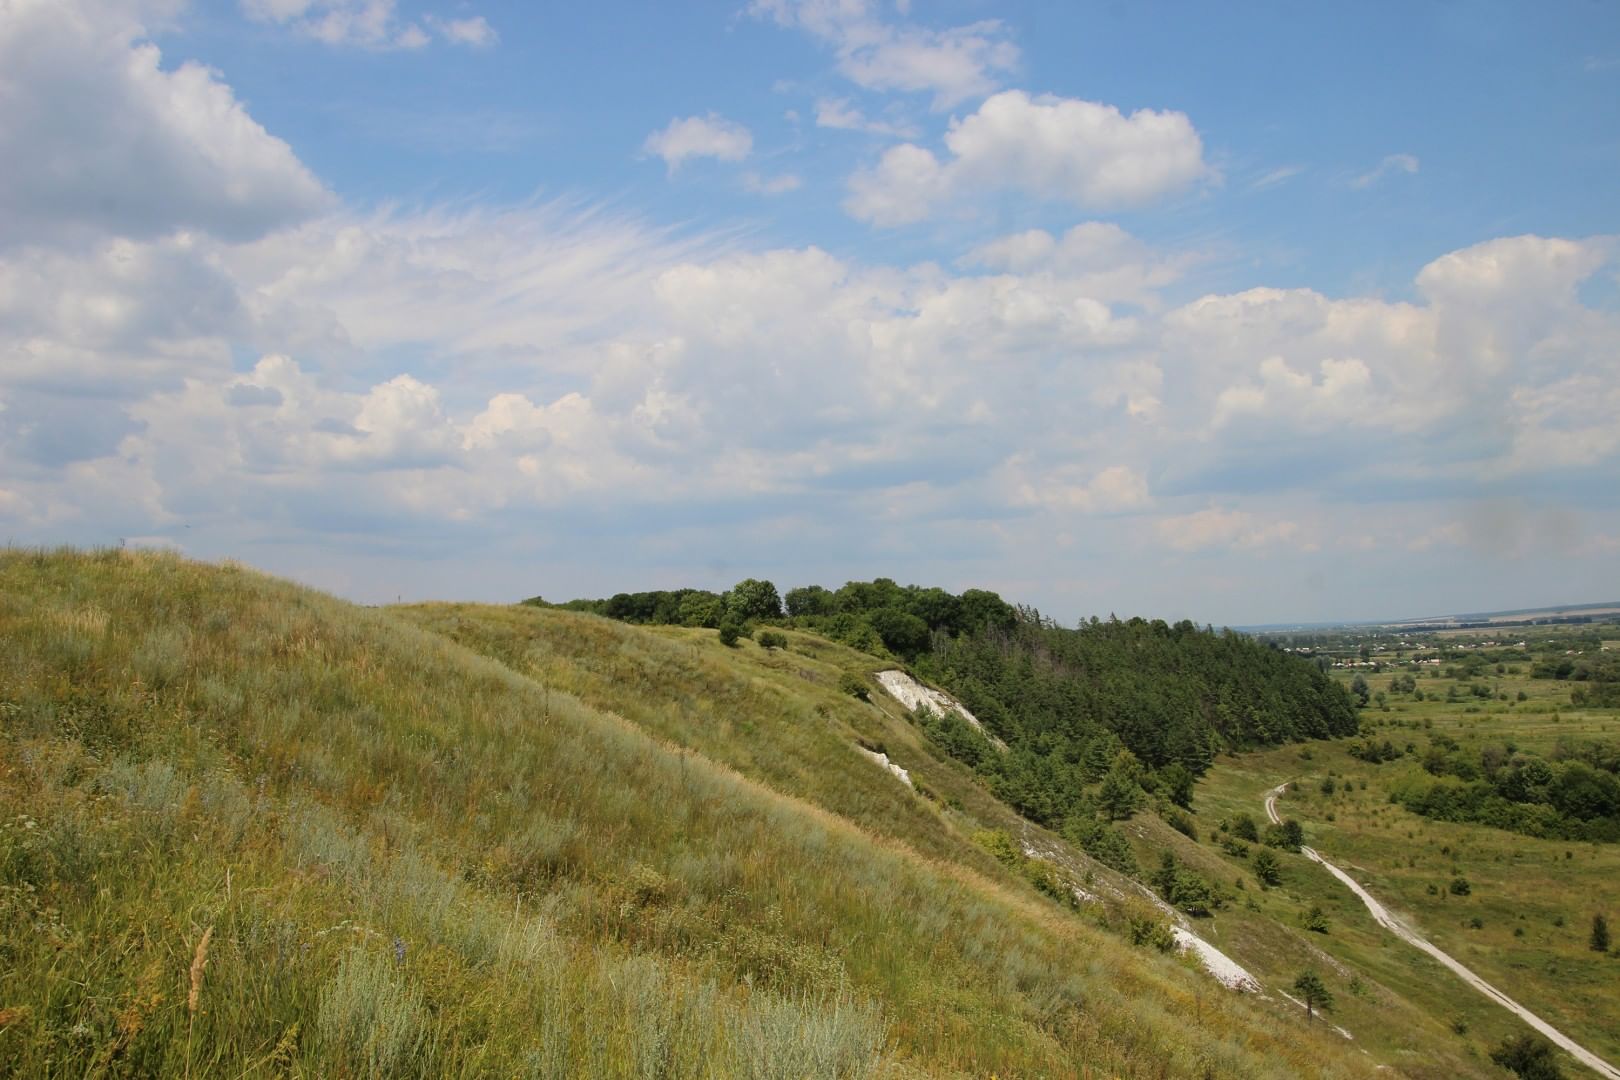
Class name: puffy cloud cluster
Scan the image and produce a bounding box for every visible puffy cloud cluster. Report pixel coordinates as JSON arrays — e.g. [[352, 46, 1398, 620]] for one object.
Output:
[[2, 0, 1616, 615], [0, 0, 329, 249], [845, 91, 1210, 224], [643, 114, 754, 171]]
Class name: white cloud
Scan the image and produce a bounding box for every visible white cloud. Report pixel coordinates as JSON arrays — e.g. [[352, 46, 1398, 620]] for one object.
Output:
[[9, 211, 1614, 557], [1004, 460, 1150, 514], [1350, 152, 1419, 189], [425, 14, 497, 47], [1159, 235, 1619, 502], [0, 234, 245, 396], [752, 0, 1018, 109], [743, 172, 803, 195], [1210, 355, 1375, 430], [0, 0, 330, 249], [838, 21, 1019, 110], [1416, 234, 1608, 308], [844, 143, 951, 225], [0, 13, 1613, 610], [962, 223, 1192, 305], [1250, 164, 1304, 190], [1156, 508, 1301, 552], [813, 98, 918, 138], [642, 113, 753, 171], [844, 91, 1209, 225], [242, 0, 496, 50]]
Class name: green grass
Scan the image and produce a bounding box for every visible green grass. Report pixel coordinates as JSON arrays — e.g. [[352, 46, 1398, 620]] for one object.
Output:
[[0, 549, 1383, 1078], [1194, 661, 1620, 1078]]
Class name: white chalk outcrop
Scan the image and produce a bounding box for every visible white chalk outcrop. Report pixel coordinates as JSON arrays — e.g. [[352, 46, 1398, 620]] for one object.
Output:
[[1169, 928, 1262, 993], [1018, 838, 1261, 993], [858, 747, 913, 787], [875, 670, 1006, 749]]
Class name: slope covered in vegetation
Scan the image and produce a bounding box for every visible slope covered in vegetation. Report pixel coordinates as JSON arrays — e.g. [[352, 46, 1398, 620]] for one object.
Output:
[[0, 550, 1379, 1078], [552, 578, 1357, 831]]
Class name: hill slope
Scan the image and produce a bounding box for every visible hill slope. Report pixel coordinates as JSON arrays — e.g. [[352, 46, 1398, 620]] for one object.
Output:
[[399, 598, 1509, 1079], [0, 550, 1382, 1077]]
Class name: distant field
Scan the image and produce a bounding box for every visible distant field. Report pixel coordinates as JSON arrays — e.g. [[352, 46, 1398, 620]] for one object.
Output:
[[1390, 604, 1620, 628], [1198, 656, 1620, 1077]]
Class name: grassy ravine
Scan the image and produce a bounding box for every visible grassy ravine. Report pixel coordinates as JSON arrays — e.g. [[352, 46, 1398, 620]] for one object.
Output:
[[1195, 665, 1620, 1078], [0, 550, 1377, 1078]]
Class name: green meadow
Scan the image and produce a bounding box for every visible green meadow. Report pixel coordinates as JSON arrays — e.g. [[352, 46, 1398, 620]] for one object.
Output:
[[1195, 648, 1620, 1078]]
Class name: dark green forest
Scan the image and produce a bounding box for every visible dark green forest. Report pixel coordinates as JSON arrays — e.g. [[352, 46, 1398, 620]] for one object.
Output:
[[535, 578, 1357, 838]]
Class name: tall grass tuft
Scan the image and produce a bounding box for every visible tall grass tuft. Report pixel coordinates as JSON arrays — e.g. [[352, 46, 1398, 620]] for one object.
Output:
[[728, 994, 887, 1080], [317, 945, 436, 1078]]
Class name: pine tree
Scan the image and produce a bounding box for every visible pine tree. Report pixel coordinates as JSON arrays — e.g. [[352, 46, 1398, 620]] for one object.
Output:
[[1098, 754, 1144, 820], [1292, 971, 1333, 1019], [1593, 913, 1611, 953]]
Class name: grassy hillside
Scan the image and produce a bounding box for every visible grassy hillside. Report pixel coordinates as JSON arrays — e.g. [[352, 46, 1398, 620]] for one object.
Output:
[[0, 549, 1381, 1078], [413, 601, 1535, 1079]]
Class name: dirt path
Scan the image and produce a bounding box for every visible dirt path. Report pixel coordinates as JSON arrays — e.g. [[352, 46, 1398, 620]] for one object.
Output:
[[1264, 783, 1620, 1079]]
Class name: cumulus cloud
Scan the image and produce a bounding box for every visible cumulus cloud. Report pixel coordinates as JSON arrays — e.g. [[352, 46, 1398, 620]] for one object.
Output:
[[962, 223, 1193, 306], [0, 6, 1614, 613], [0, 234, 246, 398], [1350, 152, 1419, 189], [1158, 234, 1620, 505], [642, 113, 753, 171], [0, 0, 330, 249], [845, 91, 1209, 225], [752, 0, 1017, 109], [1210, 355, 1375, 430], [7, 209, 1615, 560]]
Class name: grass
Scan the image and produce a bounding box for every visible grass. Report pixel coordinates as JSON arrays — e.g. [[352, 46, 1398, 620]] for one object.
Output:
[[395, 601, 1571, 1078], [0, 548, 1382, 1078], [1194, 660, 1620, 1078]]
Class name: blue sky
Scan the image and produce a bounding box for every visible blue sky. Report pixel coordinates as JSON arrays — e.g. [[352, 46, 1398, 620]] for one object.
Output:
[[1, 0, 1617, 624]]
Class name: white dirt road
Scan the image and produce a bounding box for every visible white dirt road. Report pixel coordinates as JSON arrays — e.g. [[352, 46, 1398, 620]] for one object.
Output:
[[1264, 783, 1620, 1079]]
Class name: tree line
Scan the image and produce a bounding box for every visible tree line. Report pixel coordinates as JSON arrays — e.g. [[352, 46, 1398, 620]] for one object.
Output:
[[1390, 735, 1620, 842], [533, 577, 1357, 843]]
